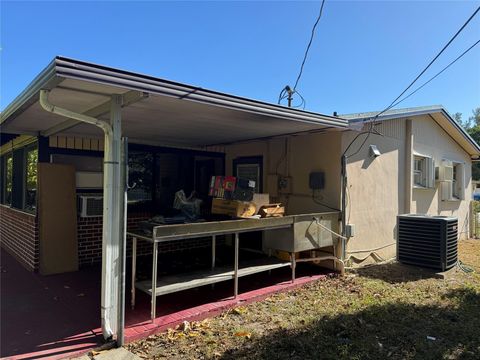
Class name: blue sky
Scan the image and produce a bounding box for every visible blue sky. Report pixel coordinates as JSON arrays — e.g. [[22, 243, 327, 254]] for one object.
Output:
[[1, 1, 479, 120]]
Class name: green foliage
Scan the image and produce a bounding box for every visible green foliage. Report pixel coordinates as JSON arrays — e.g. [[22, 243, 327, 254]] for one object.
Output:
[[456, 108, 480, 180], [26, 148, 38, 191]]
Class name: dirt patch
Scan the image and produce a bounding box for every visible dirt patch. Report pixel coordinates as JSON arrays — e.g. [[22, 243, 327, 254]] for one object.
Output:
[[127, 240, 480, 359]]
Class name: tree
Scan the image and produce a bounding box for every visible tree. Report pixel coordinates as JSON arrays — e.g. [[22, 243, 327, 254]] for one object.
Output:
[[469, 107, 480, 127], [456, 108, 480, 180]]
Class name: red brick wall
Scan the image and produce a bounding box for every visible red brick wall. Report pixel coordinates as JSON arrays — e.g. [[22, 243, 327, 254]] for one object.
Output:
[[78, 212, 215, 267], [0, 205, 39, 271]]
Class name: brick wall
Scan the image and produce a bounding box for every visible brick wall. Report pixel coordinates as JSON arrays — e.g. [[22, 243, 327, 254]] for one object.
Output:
[[78, 212, 216, 267], [0, 205, 39, 271]]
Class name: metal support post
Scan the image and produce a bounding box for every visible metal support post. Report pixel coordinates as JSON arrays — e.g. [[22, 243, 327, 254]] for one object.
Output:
[[211, 235, 216, 270], [131, 237, 137, 309], [291, 252, 296, 283], [234, 232, 239, 298], [151, 241, 158, 322]]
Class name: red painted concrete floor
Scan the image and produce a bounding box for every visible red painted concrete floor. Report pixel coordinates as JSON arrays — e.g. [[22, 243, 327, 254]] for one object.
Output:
[[1, 249, 330, 360]]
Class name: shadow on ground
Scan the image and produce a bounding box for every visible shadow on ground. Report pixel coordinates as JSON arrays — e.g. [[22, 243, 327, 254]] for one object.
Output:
[[220, 288, 480, 360], [352, 262, 446, 284]]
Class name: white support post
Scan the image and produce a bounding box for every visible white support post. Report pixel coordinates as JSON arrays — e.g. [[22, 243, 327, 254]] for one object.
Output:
[[101, 95, 123, 340]]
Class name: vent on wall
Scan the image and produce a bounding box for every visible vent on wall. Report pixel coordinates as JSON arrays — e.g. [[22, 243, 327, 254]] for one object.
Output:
[[397, 214, 458, 272], [78, 196, 103, 217]]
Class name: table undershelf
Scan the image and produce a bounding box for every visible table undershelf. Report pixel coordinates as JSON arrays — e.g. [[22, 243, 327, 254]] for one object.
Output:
[[135, 257, 291, 297]]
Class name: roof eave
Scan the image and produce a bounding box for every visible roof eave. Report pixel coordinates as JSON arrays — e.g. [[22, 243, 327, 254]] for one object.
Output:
[[0, 58, 63, 127]]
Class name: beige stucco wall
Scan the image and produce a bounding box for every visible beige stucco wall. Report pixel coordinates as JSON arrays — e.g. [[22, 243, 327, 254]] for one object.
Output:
[[341, 119, 406, 264], [223, 131, 343, 215], [410, 115, 472, 238], [342, 115, 473, 265]]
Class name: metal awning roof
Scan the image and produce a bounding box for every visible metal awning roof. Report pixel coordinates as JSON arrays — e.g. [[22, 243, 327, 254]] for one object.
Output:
[[1, 57, 348, 148]]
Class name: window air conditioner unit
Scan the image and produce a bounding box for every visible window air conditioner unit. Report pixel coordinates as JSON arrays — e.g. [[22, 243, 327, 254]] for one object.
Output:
[[78, 196, 103, 217], [436, 161, 453, 182], [440, 182, 453, 201]]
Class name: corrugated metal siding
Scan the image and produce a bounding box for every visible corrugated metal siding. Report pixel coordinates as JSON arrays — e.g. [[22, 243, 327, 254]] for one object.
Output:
[[361, 118, 405, 140]]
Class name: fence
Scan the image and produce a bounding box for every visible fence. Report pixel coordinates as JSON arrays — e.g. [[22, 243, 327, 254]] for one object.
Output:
[[470, 201, 480, 239]]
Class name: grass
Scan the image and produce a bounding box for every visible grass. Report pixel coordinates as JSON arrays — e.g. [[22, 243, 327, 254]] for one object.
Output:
[[127, 240, 480, 360]]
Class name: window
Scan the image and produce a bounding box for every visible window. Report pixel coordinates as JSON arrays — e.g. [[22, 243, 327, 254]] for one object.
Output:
[[439, 160, 465, 201], [24, 147, 38, 211], [452, 162, 465, 200], [4, 153, 13, 205], [413, 155, 434, 188], [128, 151, 153, 203], [233, 156, 263, 193]]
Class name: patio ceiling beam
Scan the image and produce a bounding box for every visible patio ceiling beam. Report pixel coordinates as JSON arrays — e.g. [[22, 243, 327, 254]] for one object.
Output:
[[40, 90, 148, 137]]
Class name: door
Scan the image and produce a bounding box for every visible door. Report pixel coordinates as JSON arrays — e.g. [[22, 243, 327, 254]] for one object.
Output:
[[38, 163, 78, 275]]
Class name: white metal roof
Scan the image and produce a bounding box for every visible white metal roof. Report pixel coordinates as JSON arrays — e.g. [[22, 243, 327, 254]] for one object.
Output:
[[342, 105, 480, 157], [1, 57, 348, 148]]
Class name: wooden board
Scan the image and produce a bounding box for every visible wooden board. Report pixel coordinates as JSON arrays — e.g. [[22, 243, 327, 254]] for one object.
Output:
[[38, 163, 78, 275]]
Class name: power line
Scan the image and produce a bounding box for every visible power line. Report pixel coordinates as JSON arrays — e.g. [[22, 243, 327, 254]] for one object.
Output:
[[343, 6, 480, 158], [375, 5, 480, 119], [278, 0, 327, 108], [391, 38, 480, 109], [293, 0, 326, 91]]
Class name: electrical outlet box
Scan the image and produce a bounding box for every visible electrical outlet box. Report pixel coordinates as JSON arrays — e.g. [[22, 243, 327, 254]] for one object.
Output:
[[345, 224, 355, 238], [278, 176, 292, 194], [309, 172, 325, 190]]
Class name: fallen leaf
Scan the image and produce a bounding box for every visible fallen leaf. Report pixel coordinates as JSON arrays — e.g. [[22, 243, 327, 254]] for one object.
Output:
[[234, 331, 251, 339]]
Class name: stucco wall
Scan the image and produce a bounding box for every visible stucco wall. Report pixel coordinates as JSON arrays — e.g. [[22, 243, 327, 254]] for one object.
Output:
[[342, 115, 473, 265], [223, 131, 343, 215], [410, 115, 472, 239], [342, 119, 406, 263]]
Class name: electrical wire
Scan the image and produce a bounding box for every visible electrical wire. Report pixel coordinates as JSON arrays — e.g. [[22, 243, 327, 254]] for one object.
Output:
[[375, 6, 480, 119], [293, 0, 326, 91], [312, 189, 340, 212], [389, 38, 480, 110]]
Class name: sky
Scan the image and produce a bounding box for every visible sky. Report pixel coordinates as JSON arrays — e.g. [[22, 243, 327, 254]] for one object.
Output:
[[1, 1, 479, 121]]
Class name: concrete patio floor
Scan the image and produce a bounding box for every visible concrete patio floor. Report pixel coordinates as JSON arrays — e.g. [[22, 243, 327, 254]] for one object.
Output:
[[1, 248, 330, 360]]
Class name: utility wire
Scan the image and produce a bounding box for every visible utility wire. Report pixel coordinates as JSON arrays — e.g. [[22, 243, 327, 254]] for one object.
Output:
[[375, 5, 480, 119], [293, 0, 326, 91], [343, 7, 480, 158], [390, 38, 480, 109]]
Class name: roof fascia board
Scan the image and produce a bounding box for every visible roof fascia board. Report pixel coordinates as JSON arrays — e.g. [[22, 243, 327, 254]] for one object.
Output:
[[53, 57, 347, 128], [1, 59, 63, 126], [438, 109, 480, 154]]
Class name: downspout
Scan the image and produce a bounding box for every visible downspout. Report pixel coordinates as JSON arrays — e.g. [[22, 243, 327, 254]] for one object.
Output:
[[39, 90, 117, 340], [340, 154, 347, 260], [404, 119, 413, 214]]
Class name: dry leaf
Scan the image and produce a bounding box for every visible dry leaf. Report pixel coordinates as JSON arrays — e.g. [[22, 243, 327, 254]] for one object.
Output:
[[234, 331, 251, 339]]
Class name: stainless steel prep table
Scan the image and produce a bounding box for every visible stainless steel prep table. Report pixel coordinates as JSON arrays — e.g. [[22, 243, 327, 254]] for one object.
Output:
[[128, 213, 344, 322]]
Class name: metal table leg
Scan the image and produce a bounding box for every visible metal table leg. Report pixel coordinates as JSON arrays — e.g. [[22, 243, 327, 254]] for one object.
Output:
[[211, 235, 216, 270], [291, 252, 296, 283], [131, 237, 137, 309], [151, 241, 158, 322], [234, 232, 239, 298]]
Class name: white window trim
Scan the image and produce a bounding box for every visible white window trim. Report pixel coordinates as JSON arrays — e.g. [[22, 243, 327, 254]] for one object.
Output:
[[439, 158, 465, 202], [412, 153, 434, 190]]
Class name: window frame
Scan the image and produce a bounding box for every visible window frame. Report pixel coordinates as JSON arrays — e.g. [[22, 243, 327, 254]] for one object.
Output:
[[23, 144, 38, 212], [413, 154, 434, 189]]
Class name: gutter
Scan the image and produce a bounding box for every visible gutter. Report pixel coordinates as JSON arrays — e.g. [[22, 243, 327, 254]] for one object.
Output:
[[39, 89, 117, 340]]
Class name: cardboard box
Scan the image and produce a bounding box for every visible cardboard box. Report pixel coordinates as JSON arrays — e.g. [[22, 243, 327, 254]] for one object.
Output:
[[252, 193, 270, 214], [258, 204, 285, 218], [211, 198, 256, 218]]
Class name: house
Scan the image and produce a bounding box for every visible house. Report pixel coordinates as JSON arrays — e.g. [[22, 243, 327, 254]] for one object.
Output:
[[1, 57, 479, 347]]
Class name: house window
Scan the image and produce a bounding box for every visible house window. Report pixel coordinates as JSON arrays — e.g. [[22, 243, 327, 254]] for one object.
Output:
[[4, 153, 13, 205], [452, 162, 464, 200], [413, 155, 434, 188], [24, 146, 38, 211], [439, 160, 465, 201]]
